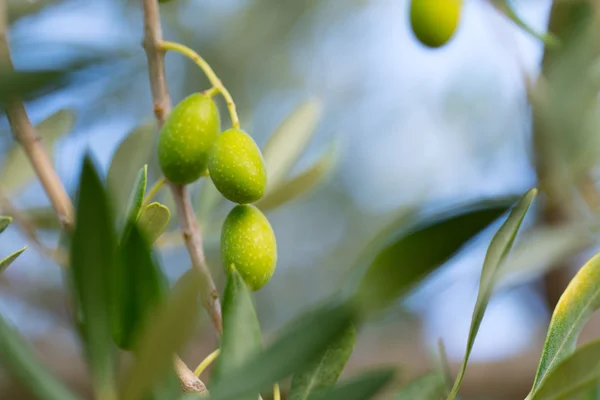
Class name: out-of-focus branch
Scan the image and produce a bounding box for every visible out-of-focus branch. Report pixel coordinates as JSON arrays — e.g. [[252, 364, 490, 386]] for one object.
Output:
[[0, 0, 73, 231]]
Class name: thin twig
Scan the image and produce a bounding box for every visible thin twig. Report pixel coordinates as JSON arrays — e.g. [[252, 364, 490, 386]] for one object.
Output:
[[141, 0, 223, 392], [0, 1, 73, 231]]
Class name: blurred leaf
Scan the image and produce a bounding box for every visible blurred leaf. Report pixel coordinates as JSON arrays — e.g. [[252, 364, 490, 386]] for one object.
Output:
[[491, 1, 559, 47], [289, 323, 356, 400], [257, 141, 338, 212], [307, 368, 395, 400], [123, 165, 148, 225], [394, 371, 446, 400], [137, 202, 171, 244], [0, 245, 26, 274], [69, 155, 117, 400], [354, 200, 512, 313], [107, 122, 156, 217], [114, 223, 167, 350], [7, 0, 61, 23], [21, 206, 61, 230], [530, 339, 600, 400], [212, 268, 262, 400], [120, 268, 202, 400], [1, 109, 75, 193], [196, 178, 223, 226], [210, 302, 354, 400], [528, 250, 600, 397], [0, 215, 11, 233], [263, 99, 323, 191], [448, 189, 537, 399], [0, 314, 80, 400]]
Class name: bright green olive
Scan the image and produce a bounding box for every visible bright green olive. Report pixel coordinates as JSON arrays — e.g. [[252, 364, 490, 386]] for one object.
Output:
[[158, 93, 220, 185], [208, 128, 267, 204], [410, 0, 462, 48], [221, 205, 277, 291]]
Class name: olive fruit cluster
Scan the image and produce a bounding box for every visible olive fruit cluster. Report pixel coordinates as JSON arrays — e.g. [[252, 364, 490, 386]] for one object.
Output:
[[157, 93, 276, 291], [410, 0, 462, 48]]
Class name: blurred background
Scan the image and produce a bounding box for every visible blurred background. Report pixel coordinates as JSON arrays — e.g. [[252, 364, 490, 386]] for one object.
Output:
[[1, 0, 598, 398]]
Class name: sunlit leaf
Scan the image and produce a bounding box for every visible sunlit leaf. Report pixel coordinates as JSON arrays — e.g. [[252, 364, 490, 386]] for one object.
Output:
[[307, 368, 395, 400], [211, 268, 262, 400], [69, 155, 117, 400], [137, 202, 171, 244], [394, 371, 446, 400], [262, 99, 323, 191], [528, 251, 600, 397], [0, 245, 26, 274], [289, 323, 356, 400], [120, 268, 202, 400], [257, 141, 338, 212], [448, 189, 537, 399], [1, 109, 75, 193], [0, 215, 11, 233], [0, 314, 80, 400]]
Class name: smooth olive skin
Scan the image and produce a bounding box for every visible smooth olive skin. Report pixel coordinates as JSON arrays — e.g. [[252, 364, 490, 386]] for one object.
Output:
[[158, 93, 220, 185], [221, 205, 277, 291], [208, 128, 267, 204], [410, 0, 462, 48]]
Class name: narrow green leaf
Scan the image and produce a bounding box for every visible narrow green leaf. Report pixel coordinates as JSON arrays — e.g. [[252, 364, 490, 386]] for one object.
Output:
[[0, 314, 80, 400], [113, 223, 167, 350], [531, 339, 600, 400], [212, 268, 262, 400], [448, 188, 537, 399], [394, 372, 446, 400], [123, 165, 148, 226], [0, 245, 26, 274], [307, 368, 395, 400], [1, 109, 75, 193], [257, 142, 338, 212], [289, 323, 357, 400], [263, 99, 323, 190], [0, 215, 12, 233], [107, 122, 156, 216], [120, 268, 202, 400], [528, 250, 600, 397], [137, 202, 171, 243], [69, 155, 118, 400], [210, 302, 354, 400], [355, 200, 512, 313]]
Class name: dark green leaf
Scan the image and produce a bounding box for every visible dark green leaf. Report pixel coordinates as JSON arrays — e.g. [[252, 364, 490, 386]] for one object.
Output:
[[289, 323, 356, 400], [0, 314, 80, 400], [394, 372, 446, 400], [0, 245, 26, 274], [137, 202, 171, 243], [211, 268, 262, 400], [307, 368, 395, 400], [355, 200, 512, 313], [69, 155, 118, 399], [120, 268, 202, 400], [114, 223, 167, 350], [0, 215, 11, 233], [210, 302, 355, 400], [448, 189, 537, 399], [123, 165, 148, 226]]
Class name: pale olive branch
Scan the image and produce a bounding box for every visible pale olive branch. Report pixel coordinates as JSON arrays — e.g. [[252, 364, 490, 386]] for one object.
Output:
[[160, 40, 241, 130], [194, 348, 220, 377], [142, 176, 167, 207]]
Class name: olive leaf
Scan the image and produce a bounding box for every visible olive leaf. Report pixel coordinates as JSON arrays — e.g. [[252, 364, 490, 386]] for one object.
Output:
[[123, 165, 148, 226], [19, 207, 60, 231], [211, 268, 262, 400], [120, 268, 202, 400], [448, 188, 537, 399], [527, 250, 600, 398], [530, 339, 600, 400], [196, 177, 223, 225], [394, 371, 446, 400], [0, 215, 12, 233], [1, 109, 75, 193], [288, 323, 357, 400], [137, 202, 171, 244], [0, 245, 26, 274], [7, 0, 61, 23], [262, 99, 323, 191], [0, 314, 80, 400], [69, 155, 118, 400], [307, 368, 395, 400]]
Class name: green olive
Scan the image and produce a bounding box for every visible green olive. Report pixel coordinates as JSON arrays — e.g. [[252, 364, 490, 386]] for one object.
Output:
[[410, 0, 462, 48], [208, 128, 267, 204], [158, 93, 220, 185], [221, 205, 277, 291]]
